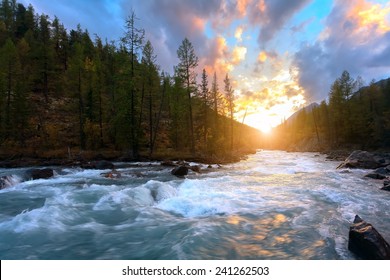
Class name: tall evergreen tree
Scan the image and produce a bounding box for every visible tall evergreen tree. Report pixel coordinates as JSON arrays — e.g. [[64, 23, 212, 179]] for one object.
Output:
[[199, 69, 210, 149], [141, 40, 158, 156], [176, 37, 198, 154], [224, 73, 235, 151], [121, 10, 144, 159]]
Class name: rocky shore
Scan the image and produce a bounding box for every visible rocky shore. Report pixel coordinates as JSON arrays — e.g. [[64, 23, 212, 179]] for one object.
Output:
[[336, 150, 390, 259]]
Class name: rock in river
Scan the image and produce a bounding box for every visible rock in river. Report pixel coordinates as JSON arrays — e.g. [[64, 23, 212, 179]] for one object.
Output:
[[1, 175, 21, 189], [82, 160, 114, 169], [348, 215, 390, 259], [364, 173, 387, 180], [337, 150, 389, 169], [29, 168, 54, 180], [381, 180, 390, 191], [171, 165, 188, 177]]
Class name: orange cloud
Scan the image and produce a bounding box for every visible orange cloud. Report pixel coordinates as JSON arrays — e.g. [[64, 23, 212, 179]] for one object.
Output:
[[237, 0, 252, 16], [258, 0, 267, 13], [258, 51, 267, 63], [216, 36, 228, 56], [347, 0, 390, 34], [191, 16, 206, 32], [232, 46, 247, 64], [235, 26, 244, 42], [203, 36, 234, 76]]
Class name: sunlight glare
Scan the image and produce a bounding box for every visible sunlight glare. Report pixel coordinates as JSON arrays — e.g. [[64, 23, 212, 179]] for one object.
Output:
[[245, 113, 274, 134]]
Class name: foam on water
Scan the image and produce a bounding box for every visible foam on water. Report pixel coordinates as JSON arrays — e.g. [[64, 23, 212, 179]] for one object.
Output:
[[1, 150, 390, 259]]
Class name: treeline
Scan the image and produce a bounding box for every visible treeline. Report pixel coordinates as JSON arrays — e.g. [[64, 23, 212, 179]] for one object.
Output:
[[0, 0, 260, 161], [272, 70, 390, 151]]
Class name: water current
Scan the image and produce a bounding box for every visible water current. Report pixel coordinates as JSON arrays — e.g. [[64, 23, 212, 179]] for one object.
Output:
[[1, 150, 389, 259]]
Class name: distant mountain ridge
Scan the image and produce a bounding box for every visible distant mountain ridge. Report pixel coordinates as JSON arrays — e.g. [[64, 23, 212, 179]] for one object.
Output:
[[285, 102, 319, 125]]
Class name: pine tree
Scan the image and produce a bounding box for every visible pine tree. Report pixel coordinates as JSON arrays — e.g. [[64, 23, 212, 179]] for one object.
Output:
[[175, 38, 198, 154], [141, 40, 159, 156], [0, 38, 18, 138], [199, 69, 210, 149], [121, 10, 144, 159], [224, 73, 235, 152]]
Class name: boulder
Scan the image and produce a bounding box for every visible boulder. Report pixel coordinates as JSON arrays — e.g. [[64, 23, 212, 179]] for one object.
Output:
[[171, 165, 188, 177], [337, 150, 386, 169], [30, 168, 54, 180], [348, 215, 390, 259]]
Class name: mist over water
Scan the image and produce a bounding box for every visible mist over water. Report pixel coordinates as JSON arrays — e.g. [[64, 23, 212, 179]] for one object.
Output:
[[1, 151, 389, 259]]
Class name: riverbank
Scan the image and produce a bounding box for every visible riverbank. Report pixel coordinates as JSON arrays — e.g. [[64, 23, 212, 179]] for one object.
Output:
[[0, 147, 257, 168]]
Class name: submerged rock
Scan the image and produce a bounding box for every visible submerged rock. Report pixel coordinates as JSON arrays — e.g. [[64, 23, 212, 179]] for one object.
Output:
[[348, 215, 390, 259], [171, 165, 188, 177], [101, 169, 122, 179], [29, 168, 54, 180]]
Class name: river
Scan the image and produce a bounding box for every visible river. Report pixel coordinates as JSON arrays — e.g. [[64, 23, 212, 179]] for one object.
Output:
[[0, 150, 389, 259]]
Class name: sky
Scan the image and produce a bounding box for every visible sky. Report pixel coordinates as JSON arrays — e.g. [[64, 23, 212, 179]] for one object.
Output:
[[20, 0, 390, 132]]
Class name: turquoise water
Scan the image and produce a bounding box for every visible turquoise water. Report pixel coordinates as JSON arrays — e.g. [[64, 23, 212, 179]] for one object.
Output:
[[0, 151, 389, 259]]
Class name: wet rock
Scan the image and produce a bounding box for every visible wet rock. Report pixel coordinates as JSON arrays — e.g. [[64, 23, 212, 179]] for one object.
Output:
[[374, 167, 390, 175], [101, 169, 121, 179], [29, 168, 54, 180], [337, 150, 388, 169], [0, 175, 20, 189], [381, 180, 390, 191], [189, 165, 201, 173], [171, 165, 188, 177], [161, 160, 177, 167], [364, 173, 387, 180], [83, 160, 114, 169], [207, 165, 213, 169], [176, 160, 189, 166], [348, 215, 390, 259]]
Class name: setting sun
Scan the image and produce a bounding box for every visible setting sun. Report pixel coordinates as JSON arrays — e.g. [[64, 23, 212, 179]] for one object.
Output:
[[239, 93, 306, 133], [245, 113, 274, 133]]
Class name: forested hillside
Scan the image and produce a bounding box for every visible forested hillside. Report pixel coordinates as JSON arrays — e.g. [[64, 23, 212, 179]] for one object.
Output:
[[0, 0, 261, 163], [270, 71, 390, 151]]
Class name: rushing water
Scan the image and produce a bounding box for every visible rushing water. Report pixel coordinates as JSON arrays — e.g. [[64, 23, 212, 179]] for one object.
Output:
[[1, 150, 389, 260]]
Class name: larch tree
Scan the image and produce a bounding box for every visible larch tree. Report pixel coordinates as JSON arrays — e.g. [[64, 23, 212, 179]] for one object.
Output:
[[199, 69, 209, 149], [175, 37, 198, 154], [224, 73, 235, 151], [141, 40, 159, 156], [121, 10, 144, 159]]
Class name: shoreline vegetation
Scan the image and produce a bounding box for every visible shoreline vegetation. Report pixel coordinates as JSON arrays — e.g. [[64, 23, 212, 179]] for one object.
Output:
[[0, 1, 389, 168], [0, 146, 258, 168], [0, 1, 261, 166]]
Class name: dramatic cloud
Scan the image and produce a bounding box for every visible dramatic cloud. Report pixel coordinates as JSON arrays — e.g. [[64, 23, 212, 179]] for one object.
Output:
[[294, 0, 390, 100], [19, 0, 390, 130], [235, 26, 244, 42], [246, 0, 312, 46]]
